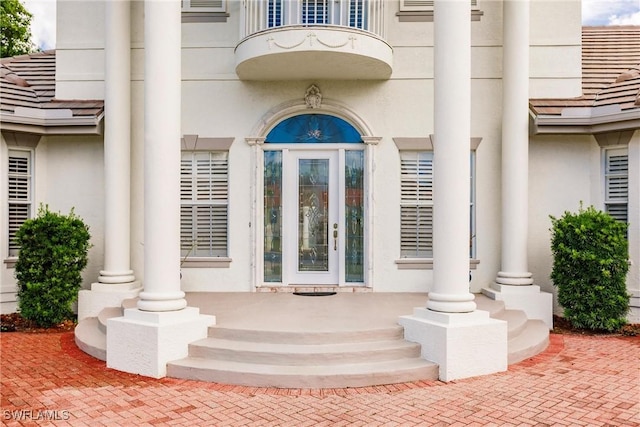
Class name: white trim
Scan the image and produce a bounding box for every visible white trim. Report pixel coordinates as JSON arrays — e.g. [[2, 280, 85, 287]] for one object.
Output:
[[251, 98, 376, 138], [531, 109, 640, 135]]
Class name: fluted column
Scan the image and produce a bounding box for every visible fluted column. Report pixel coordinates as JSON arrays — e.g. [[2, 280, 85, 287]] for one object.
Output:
[[137, 0, 186, 312], [495, 0, 533, 287], [427, 0, 475, 313], [100, 0, 135, 285]]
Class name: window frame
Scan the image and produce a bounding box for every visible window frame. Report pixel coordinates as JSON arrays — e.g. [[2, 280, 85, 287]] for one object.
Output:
[[603, 146, 629, 223], [7, 148, 34, 258], [393, 137, 479, 270], [179, 136, 234, 268]]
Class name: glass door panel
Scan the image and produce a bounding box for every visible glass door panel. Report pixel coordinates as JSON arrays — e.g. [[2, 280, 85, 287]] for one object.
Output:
[[298, 159, 330, 272], [286, 151, 339, 285], [264, 151, 283, 282], [345, 150, 364, 282]]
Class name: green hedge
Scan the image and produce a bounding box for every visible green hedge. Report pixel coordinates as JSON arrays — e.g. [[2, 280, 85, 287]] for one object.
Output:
[[14, 206, 91, 327], [550, 205, 630, 332]]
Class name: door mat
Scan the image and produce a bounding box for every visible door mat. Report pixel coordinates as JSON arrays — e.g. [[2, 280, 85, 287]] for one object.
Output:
[[293, 291, 337, 297]]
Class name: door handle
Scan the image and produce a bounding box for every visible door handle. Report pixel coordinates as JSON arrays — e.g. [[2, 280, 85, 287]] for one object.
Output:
[[333, 223, 338, 251]]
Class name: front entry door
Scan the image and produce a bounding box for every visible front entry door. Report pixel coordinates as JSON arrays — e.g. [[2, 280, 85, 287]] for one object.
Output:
[[285, 151, 339, 285]]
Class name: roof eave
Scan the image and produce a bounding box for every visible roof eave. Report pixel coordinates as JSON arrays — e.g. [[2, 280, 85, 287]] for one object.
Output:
[[0, 112, 104, 136], [530, 108, 640, 135]]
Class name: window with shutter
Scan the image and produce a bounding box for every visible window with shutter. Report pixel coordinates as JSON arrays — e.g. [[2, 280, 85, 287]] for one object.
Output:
[[400, 150, 476, 259], [400, 152, 434, 258], [180, 151, 229, 257], [604, 147, 628, 223], [182, 0, 225, 12], [7, 150, 32, 256], [397, 0, 482, 22]]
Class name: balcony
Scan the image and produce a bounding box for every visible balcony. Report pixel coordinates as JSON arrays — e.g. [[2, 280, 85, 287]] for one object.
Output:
[[235, 0, 393, 80]]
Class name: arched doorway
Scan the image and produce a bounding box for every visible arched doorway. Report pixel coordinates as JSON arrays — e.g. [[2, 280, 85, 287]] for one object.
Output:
[[262, 113, 366, 286]]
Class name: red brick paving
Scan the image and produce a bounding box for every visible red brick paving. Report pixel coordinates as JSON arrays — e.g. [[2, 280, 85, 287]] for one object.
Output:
[[1, 332, 639, 426]]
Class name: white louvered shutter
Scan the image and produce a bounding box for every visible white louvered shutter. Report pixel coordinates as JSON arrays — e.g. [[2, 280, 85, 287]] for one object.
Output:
[[399, 0, 477, 12], [181, 152, 228, 257], [604, 148, 628, 222], [8, 150, 32, 255], [400, 151, 433, 258], [182, 0, 226, 12]]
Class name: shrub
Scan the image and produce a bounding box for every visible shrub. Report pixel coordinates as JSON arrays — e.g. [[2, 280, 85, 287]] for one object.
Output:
[[550, 205, 630, 332], [14, 206, 91, 327]]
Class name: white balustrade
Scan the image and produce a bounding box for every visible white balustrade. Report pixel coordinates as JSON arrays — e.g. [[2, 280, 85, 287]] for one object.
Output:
[[241, 0, 385, 39]]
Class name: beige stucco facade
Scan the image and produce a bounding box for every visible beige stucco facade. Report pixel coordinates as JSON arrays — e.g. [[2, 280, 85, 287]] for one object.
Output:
[[2, 0, 639, 381]]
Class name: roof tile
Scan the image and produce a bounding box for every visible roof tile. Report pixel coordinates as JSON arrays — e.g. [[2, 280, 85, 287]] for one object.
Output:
[[531, 26, 640, 116]]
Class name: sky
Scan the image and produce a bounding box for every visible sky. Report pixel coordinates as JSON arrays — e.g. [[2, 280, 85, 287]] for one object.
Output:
[[21, 0, 640, 52]]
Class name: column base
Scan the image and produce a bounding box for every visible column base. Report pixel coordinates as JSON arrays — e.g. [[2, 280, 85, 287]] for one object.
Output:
[[77, 281, 142, 321], [398, 308, 507, 382], [483, 284, 553, 330], [107, 306, 215, 378]]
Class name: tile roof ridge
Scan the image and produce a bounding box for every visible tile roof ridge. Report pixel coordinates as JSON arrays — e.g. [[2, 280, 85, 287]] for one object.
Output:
[[0, 49, 56, 65]]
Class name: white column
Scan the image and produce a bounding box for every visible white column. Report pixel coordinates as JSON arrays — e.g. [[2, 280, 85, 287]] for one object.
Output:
[[485, 0, 552, 329], [137, 0, 186, 312], [399, 0, 507, 382], [107, 0, 215, 378], [495, 0, 532, 287], [428, 0, 475, 313], [101, 0, 135, 285], [77, 0, 141, 322]]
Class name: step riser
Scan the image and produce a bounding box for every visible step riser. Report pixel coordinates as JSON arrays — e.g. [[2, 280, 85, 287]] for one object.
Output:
[[209, 326, 404, 344], [188, 343, 421, 365], [167, 364, 439, 389]]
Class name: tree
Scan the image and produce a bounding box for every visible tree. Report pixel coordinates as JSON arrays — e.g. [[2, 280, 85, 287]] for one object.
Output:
[[1, 0, 34, 58]]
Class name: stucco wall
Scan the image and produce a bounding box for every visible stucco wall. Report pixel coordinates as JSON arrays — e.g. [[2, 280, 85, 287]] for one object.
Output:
[[1, 135, 104, 313], [45, 0, 586, 296]]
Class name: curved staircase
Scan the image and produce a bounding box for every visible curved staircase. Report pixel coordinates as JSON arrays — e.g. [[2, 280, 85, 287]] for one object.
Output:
[[74, 293, 549, 388]]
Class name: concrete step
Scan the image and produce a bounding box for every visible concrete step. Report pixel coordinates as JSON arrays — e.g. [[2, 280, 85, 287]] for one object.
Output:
[[97, 306, 123, 334], [209, 325, 404, 344], [508, 319, 550, 364], [167, 357, 439, 389], [474, 294, 506, 317], [188, 337, 421, 365], [492, 309, 528, 339], [74, 317, 106, 361]]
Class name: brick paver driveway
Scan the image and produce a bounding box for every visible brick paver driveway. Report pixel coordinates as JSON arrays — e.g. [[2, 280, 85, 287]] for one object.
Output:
[[1, 332, 639, 426]]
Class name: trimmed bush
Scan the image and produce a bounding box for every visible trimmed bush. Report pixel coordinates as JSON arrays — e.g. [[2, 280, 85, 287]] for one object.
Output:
[[14, 206, 91, 327], [550, 205, 630, 332]]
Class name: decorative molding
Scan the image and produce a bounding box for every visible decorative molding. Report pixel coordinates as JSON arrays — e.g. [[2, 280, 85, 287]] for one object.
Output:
[[251, 98, 375, 138], [594, 130, 633, 147], [393, 137, 432, 151], [181, 12, 229, 23], [305, 85, 322, 109], [1, 131, 41, 147], [362, 136, 382, 145], [395, 258, 479, 270], [181, 135, 234, 151], [181, 257, 232, 268], [396, 9, 484, 22], [393, 137, 482, 151], [245, 137, 266, 146], [267, 32, 357, 50]]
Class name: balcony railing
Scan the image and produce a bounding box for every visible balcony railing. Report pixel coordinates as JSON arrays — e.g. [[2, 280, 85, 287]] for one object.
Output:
[[241, 0, 386, 39]]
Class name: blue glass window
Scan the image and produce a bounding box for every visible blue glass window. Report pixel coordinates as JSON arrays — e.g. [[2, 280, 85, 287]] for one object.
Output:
[[266, 114, 362, 143]]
